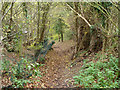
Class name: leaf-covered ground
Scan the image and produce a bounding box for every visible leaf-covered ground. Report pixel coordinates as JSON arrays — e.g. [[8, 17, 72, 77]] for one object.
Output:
[[38, 40, 83, 88], [1, 40, 87, 88]]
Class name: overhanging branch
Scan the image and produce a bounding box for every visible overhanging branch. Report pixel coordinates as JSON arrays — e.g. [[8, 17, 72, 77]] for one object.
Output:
[[66, 3, 91, 27]]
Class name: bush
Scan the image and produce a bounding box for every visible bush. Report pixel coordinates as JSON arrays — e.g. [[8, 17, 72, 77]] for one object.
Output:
[[1, 57, 43, 88], [73, 54, 119, 88]]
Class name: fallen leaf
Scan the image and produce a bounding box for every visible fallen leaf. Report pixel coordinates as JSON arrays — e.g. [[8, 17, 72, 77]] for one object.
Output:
[[41, 83, 47, 88], [50, 86, 54, 88]]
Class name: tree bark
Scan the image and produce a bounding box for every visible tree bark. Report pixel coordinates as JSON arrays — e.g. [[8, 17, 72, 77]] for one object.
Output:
[[61, 32, 63, 42], [37, 2, 40, 42], [118, 2, 120, 81], [7, 2, 14, 42], [74, 2, 79, 52], [39, 12, 47, 42], [39, 3, 51, 43], [58, 34, 60, 42]]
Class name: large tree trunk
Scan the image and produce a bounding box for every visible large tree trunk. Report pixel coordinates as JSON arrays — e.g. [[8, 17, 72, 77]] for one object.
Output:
[[39, 12, 47, 42], [89, 27, 103, 52], [39, 3, 51, 43]]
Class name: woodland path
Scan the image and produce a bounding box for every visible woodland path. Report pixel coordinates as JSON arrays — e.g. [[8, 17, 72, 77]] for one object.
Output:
[[2, 40, 84, 88], [38, 40, 83, 88]]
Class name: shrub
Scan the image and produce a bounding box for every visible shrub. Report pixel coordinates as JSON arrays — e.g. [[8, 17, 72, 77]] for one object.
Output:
[[73, 54, 119, 88], [1, 57, 43, 88]]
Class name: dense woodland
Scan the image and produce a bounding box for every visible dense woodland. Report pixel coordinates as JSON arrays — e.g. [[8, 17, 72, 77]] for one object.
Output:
[[1, 2, 120, 88]]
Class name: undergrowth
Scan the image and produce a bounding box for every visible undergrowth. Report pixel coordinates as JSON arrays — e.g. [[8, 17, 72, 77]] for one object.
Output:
[[1, 57, 43, 88], [73, 52, 119, 88]]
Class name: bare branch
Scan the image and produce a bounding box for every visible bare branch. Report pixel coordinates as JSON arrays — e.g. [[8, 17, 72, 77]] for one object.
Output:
[[1, 2, 14, 21], [66, 3, 91, 27]]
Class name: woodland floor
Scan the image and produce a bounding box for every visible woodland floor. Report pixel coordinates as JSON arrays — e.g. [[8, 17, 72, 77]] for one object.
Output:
[[2, 40, 86, 88]]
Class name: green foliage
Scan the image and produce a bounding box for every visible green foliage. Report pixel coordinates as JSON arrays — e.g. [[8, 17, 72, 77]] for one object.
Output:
[[73, 54, 119, 88], [39, 57, 45, 63], [1, 57, 42, 88], [28, 41, 43, 50], [51, 34, 59, 41], [53, 18, 67, 35], [92, 2, 112, 13], [3, 31, 23, 52], [1, 58, 11, 72], [91, 2, 112, 27], [22, 2, 28, 18], [64, 29, 75, 40]]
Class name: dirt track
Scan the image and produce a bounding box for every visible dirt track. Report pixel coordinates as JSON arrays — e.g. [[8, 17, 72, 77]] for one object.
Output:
[[2, 40, 83, 88], [39, 40, 82, 88]]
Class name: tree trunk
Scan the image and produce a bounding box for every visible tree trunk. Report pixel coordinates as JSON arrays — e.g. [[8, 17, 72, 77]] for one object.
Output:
[[7, 2, 14, 42], [89, 27, 103, 52], [118, 2, 120, 80], [58, 34, 60, 42], [74, 2, 79, 52], [39, 12, 47, 42], [37, 2, 40, 42], [61, 32, 63, 42], [39, 3, 50, 43]]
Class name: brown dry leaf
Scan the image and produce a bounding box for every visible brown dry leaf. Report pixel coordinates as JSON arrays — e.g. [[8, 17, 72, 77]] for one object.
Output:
[[50, 86, 54, 88], [41, 83, 47, 88]]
